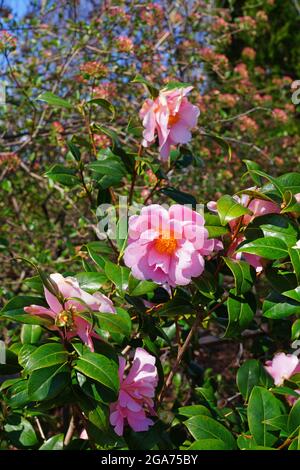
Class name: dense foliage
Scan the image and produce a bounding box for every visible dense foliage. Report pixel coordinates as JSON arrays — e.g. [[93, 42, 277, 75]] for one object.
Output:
[[0, 0, 300, 451]]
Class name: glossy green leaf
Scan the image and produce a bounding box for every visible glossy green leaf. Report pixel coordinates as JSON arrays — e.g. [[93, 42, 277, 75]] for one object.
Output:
[[20, 324, 42, 345], [74, 352, 119, 393], [105, 261, 130, 291], [224, 292, 255, 337], [0, 296, 52, 326], [217, 195, 251, 226], [186, 415, 236, 449], [236, 236, 288, 260], [223, 257, 256, 295], [88, 98, 115, 118], [263, 291, 300, 319], [36, 91, 72, 109], [288, 399, 300, 435], [4, 415, 38, 448], [26, 343, 69, 372], [237, 360, 273, 401], [247, 386, 282, 447], [96, 307, 131, 337], [45, 164, 80, 187], [27, 363, 70, 401], [178, 405, 211, 418], [128, 275, 157, 296], [74, 272, 108, 292], [39, 433, 64, 450]]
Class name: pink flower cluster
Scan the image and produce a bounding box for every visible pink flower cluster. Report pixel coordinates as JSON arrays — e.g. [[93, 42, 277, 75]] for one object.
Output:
[[272, 108, 289, 124], [140, 86, 199, 160], [93, 82, 117, 100], [24, 273, 115, 351], [110, 348, 158, 436], [80, 61, 108, 78], [115, 36, 134, 53], [0, 31, 17, 52], [124, 204, 222, 287]]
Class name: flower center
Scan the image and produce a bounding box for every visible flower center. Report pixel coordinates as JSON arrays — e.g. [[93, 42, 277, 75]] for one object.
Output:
[[55, 306, 76, 330], [154, 234, 178, 255], [168, 112, 180, 127]]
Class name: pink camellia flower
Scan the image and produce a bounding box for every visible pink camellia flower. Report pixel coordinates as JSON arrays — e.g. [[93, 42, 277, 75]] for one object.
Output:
[[140, 86, 200, 160], [265, 353, 300, 386], [24, 273, 115, 351], [124, 204, 222, 287], [110, 348, 158, 436]]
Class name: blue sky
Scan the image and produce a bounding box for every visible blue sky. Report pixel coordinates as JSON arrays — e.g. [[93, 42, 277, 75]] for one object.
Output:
[[7, 0, 29, 19]]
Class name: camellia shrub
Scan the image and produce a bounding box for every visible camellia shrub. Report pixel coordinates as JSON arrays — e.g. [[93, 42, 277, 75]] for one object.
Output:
[[0, 78, 299, 451]]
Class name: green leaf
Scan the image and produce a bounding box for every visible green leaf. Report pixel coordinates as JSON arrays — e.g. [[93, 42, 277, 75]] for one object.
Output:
[[0, 296, 52, 326], [27, 363, 70, 401], [84, 243, 107, 270], [224, 292, 255, 337], [242, 159, 262, 185], [236, 236, 288, 260], [5, 379, 30, 408], [276, 172, 300, 195], [289, 430, 300, 450], [88, 98, 115, 118], [204, 212, 229, 238], [178, 405, 211, 418], [193, 271, 217, 299], [127, 117, 143, 137], [263, 291, 300, 319], [237, 360, 273, 401], [223, 257, 256, 295], [67, 142, 81, 162], [39, 433, 64, 450], [45, 164, 80, 187], [185, 415, 236, 449], [188, 438, 228, 450], [128, 275, 157, 296], [20, 324, 42, 345], [283, 287, 300, 303], [156, 296, 195, 317], [263, 415, 289, 433], [18, 344, 36, 369], [160, 187, 197, 208], [36, 91, 72, 109], [217, 195, 252, 226], [26, 343, 69, 372], [288, 399, 300, 435], [74, 272, 108, 292], [289, 246, 300, 283], [162, 81, 192, 91], [88, 151, 127, 189], [4, 415, 38, 448], [96, 307, 131, 337], [105, 261, 130, 292], [247, 386, 282, 446], [131, 74, 159, 98], [74, 352, 119, 394], [292, 319, 300, 340], [254, 214, 298, 248]]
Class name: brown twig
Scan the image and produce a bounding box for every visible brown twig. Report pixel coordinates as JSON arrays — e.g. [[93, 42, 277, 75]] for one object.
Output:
[[158, 297, 228, 404]]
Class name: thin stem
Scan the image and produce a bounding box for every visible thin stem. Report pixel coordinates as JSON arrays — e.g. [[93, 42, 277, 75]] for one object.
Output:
[[64, 414, 76, 446], [158, 297, 228, 404]]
